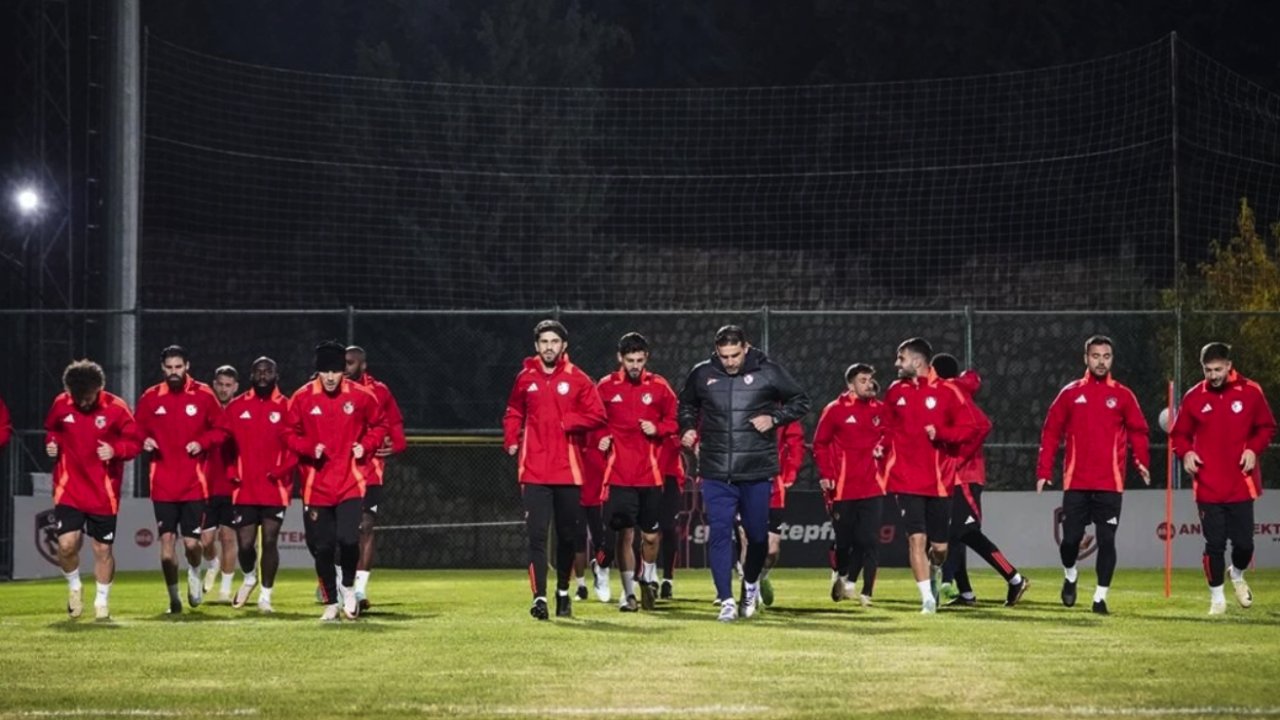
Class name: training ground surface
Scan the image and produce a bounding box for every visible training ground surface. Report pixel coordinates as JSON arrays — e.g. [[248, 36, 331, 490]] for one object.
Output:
[[0, 568, 1277, 719]]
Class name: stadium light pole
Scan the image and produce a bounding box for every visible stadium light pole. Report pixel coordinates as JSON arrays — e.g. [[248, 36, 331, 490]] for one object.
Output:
[[106, 0, 141, 494]]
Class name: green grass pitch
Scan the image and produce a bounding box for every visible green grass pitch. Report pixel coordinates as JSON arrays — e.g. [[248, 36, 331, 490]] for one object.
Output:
[[1, 568, 1277, 719]]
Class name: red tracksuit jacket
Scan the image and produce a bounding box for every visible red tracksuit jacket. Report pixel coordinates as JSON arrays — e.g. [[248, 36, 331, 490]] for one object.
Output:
[[0, 394, 11, 450], [44, 391, 142, 516], [1170, 371, 1276, 504], [883, 371, 981, 498], [217, 388, 297, 507], [813, 392, 887, 502], [355, 373, 407, 486], [658, 435, 685, 489], [947, 371, 994, 486], [286, 378, 387, 506], [598, 369, 679, 489], [1036, 372, 1150, 493], [502, 354, 607, 486], [135, 377, 225, 503], [771, 421, 806, 509], [580, 427, 609, 506]]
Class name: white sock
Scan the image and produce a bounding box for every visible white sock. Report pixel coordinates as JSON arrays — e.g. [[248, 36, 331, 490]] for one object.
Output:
[[334, 565, 343, 585], [167, 583, 180, 602], [220, 572, 234, 593], [258, 586, 273, 603], [242, 571, 258, 587], [745, 580, 759, 593], [354, 570, 370, 595], [1229, 566, 1245, 583], [533, 595, 546, 604], [1093, 586, 1109, 602], [640, 560, 657, 584], [1009, 572, 1023, 586], [556, 588, 569, 598], [187, 564, 202, 582], [917, 579, 933, 602], [622, 571, 635, 598], [1064, 566, 1078, 583], [63, 570, 82, 591], [1210, 585, 1226, 603], [830, 569, 840, 583], [577, 576, 587, 589], [95, 582, 111, 605]]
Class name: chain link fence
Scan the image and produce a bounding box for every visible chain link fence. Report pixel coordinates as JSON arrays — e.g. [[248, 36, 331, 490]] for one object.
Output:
[[3, 308, 1280, 575]]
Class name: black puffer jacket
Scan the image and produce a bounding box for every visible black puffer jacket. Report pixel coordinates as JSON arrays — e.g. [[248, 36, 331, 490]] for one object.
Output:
[[677, 347, 810, 481]]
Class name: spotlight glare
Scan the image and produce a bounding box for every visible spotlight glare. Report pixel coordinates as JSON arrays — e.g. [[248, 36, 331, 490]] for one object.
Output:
[[16, 188, 40, 214]]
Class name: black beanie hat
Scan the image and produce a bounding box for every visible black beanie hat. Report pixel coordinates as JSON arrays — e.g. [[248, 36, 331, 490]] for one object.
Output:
[[315, 340, 347, 373]]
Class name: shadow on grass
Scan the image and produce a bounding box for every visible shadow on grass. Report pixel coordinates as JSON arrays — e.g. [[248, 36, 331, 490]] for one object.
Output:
[[47, 619, 124, 632]]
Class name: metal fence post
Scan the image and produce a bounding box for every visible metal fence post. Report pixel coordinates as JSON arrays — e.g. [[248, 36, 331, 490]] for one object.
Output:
[[964, 305, 974, 368], [761, 305, 770, 354], [346, 305, 356, 345]]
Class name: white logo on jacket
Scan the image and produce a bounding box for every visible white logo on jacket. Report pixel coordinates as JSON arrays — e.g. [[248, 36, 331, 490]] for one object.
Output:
[[641, 393, 653, 405], [1105, 397, 1118, 409], [269, 411, 281, 424], [845, 415, 857, 424], [95, 416, 107, 429], [1232, 400, 1244, 414], [924, 397, 937, 410], [63, 413, 75, 424], [896, 397, 906, 407], [743, 374, 755, 385], [610, 394, 623, 403], [1201, 403, 1213, 413], [185, 404, 198, 417], [1074, 395, 1087, 405], [310, 406, 322, 416], [239, 410, 251, 420], [527, 383, 538, 392], [343, 401, 354, 415], [155, 406, 167, 416], [556, 382, 570, 395]]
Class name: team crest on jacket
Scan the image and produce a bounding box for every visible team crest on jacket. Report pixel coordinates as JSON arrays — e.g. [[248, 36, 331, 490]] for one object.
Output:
[[1105, 397, 1118, 409], [343, 401, 354, 415], [94, 416, 106, 429], [743, 374, 755, 385], [641, 393, 653, 405], [924, 396, 937, 410], [269, 411, 281, 424], [185, 403, 198, 416], [872, 416, 881, 426], [1232, 400, 1244, 413], [556, 381, 570, 395]]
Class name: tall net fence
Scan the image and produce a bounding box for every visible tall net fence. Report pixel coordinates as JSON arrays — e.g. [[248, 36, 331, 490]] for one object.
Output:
[[138, 35, 1278, 311]]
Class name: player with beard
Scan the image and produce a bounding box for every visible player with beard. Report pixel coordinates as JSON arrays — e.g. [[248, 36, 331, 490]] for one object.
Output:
[[135, 345, 225, 613], [44, 360, 142, 619], [503, 320, 607, 620], [201, 365, 241, 601], [287, 341, 387, 621], [343, 346, 407, 611], [597, 332, 678, 612], [218, 357, 296, 613], [1037, 335, 1150, 615]]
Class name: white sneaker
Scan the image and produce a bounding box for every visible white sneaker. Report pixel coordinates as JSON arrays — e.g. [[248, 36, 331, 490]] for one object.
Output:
[[843, 582, 859, 600], [921, 597, 938, 614], [257, 599, 274, 614], [593, 562, 612, 603], [717, 598, 738, 622], [859, 594, 874, 608], [218, 589, 232, 603], [342, 586, 359, 620], [1209, 599, 1227, 615], [1231, 574, 1253, 608], [740, 584, 760, 619], [67, 587, 83, 618], [319, 603, 340, 622], [94, 602, 110, 620], [232, 578, 258, 609], [203, 567, 217, 593], [187, 572, 204, 607]]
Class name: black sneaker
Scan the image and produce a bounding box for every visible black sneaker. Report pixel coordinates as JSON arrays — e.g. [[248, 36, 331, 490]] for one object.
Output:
[[619, 595, 639, 612], [555, 592, 572, 618], [660, 579, 673, 599], [1092, 599, 1109, 615], [1005, 577, 1030, 607], [530, 598, 549, 621], [1061, 579, 1077, 608], [575, 585, 588, 601], [946, 594, 977, 607], [167, 598, 183, 615], [640, 582, 658, 611]]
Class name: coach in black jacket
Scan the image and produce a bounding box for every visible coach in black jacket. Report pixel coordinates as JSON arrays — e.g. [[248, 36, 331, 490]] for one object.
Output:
[[678, 325, 809, 621]]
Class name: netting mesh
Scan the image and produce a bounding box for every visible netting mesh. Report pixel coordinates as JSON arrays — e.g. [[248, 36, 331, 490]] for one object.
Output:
[[138, 35, 1280, 311]]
